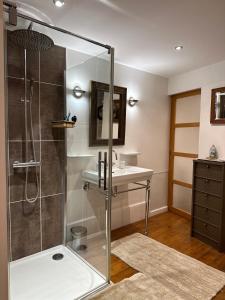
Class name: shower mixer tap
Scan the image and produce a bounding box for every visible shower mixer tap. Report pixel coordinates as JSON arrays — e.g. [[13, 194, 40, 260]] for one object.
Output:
[[13, 161, 41, 169], [20, 98, 30, 103]]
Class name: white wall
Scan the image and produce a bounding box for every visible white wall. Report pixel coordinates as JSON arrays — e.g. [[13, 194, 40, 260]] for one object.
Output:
[[66, 50, 169, 235], [168, 60, 225, 160]]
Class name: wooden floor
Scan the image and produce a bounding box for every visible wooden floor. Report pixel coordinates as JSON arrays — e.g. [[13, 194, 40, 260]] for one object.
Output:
[[111, 212, 225, 299]]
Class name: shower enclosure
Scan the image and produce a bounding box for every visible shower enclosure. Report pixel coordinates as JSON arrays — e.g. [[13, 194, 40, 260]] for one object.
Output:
[[4, 2, 113, 299]]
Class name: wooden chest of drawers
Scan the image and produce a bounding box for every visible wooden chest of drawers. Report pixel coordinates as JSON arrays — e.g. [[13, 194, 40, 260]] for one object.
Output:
[[192, 159, 225, 251]]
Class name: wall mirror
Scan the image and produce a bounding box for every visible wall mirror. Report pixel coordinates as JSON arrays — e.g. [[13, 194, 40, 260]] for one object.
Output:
[[211, 87, 225, 124], [89, 81, 127, 146]]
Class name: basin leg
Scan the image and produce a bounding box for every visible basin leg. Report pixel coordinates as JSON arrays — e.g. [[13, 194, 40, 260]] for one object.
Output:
[[144, 179, 151, 235]]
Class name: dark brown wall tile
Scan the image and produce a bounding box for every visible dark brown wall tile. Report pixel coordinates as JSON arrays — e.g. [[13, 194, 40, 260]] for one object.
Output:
[[27, 52, 39, 81], [8, 77, 40, 141], [8, 34, 66, 260], [8, 78, 25, 140], [40, 83, 65, 140], [42, 195, 64, 250], [7, 31, 39, 80], [26, 80, 40, 141], [41, 141, 65, 197], [7, 32, 25, 78], [40, 45, 65, 85], [9, 141, 40, 202], [11, 200, 41, 260]]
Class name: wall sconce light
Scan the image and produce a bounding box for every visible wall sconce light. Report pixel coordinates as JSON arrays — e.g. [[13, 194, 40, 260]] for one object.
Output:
[[53, 0, 65, 7], [73, 86, 86, 99], [128, 97, 139, 107]]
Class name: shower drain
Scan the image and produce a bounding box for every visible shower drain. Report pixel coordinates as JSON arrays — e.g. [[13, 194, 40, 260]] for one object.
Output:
[[52, 253, 64, 260]]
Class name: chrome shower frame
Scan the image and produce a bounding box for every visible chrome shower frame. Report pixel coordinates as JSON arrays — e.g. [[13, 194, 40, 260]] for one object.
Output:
[[3, 1, 111, 50], [3, 0, 114, 294]]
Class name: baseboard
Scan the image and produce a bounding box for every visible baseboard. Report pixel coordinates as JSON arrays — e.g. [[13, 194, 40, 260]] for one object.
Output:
[[111, 202, 168, 230], [67, 203, 168, 236], [150, 206, 168, 216]]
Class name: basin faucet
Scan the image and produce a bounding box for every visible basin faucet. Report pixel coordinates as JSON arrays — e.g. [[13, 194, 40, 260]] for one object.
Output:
[[112, 150, 118, 166]]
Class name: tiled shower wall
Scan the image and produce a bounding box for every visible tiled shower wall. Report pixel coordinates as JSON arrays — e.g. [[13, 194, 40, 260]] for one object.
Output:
[[7, 31, 66, 261]]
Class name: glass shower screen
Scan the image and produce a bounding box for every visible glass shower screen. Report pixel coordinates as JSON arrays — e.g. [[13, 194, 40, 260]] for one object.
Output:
[[5, 11, 113, 300]]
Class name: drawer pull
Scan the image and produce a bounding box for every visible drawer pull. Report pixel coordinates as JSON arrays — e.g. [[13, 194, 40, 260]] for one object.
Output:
[[205, 208, 209, 213], [206, 165, 209, 169], [204, 223, 208, 229], [205, 179, 209, 183]]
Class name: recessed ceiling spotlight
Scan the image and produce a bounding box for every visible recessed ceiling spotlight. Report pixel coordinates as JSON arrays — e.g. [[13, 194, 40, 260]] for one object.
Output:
[[53, 0, 65, 7], [175, 45, 183, 51]]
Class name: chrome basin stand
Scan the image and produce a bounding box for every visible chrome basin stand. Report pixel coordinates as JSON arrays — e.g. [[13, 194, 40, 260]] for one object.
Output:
[[83, 178, 152, 235], [144, 179, 151, 235]]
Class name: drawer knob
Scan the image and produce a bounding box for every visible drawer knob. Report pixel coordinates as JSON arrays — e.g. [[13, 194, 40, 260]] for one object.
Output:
[[206, 165, 210, 168], [205, 179, 209, 183], [205, 208, 208, 213], [204, 223, 208, 228]]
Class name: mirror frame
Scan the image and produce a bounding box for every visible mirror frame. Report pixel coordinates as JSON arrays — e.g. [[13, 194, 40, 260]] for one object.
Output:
[[211, 86, 225, 124], [89, 81, 127, 146]]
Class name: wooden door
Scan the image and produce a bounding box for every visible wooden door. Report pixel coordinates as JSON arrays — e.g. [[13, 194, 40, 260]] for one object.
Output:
[[168, 89, 201, 219]]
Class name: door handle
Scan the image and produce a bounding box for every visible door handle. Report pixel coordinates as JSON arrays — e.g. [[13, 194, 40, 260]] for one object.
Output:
[[104, 152, 107, 190], [98, 151, 108, 190], [98, 151, 102, 188]]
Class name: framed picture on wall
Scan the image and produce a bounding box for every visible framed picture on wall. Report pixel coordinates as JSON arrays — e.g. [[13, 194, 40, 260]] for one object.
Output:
[[211, 87, 225, 124]]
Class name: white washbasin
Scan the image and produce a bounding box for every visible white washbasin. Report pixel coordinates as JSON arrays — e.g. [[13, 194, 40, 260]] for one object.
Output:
[[82, 166, 154, 187]]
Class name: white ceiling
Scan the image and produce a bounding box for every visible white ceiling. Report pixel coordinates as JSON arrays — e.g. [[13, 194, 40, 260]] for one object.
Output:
[[15, 0, 225, 77]]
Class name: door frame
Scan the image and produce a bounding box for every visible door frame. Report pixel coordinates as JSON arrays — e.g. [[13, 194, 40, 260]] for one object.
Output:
[[168, 89, 201, 220], [0, 1, 9, 299]]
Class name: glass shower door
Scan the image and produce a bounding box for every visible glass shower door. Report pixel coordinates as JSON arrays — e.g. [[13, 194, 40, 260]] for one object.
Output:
[[66, 48, 113, 293]]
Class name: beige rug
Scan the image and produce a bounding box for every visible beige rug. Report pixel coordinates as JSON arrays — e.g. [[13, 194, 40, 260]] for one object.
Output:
[[90, 272, 188, 300], [93, 233, 225, 300], [110, 233, 225, 299]]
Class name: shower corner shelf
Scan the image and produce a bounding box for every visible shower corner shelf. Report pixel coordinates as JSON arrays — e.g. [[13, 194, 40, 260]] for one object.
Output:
[[51, 120, 76, 128]]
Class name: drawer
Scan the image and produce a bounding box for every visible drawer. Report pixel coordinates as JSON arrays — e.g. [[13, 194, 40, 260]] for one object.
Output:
[[194, 191, 222, 211], [192, 205, 221, 227], [192, 218, 220, 241], [195, 161, 223, 180], [192, 232, 220, 250], [194, 177, 223, 196]]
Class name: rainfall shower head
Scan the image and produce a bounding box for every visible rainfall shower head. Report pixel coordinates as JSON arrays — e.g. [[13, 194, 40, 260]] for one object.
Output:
[[10, 22, 54, 51]]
